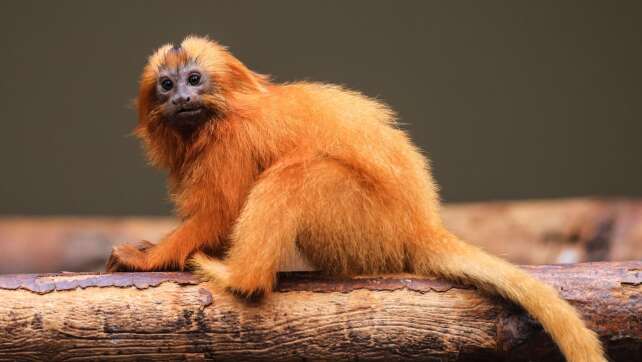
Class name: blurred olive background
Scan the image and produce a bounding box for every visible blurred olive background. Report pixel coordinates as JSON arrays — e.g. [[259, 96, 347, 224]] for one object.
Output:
[[0, 1, 640, 216]]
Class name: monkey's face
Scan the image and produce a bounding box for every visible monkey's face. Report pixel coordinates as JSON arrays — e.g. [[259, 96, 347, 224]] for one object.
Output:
[[138, 36, 267, 139], [155, 62, 213, 128]]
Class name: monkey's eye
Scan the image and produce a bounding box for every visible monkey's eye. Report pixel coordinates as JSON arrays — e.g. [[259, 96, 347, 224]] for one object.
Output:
[[160, 78, 173, 91], [188, 73, 201, 86]]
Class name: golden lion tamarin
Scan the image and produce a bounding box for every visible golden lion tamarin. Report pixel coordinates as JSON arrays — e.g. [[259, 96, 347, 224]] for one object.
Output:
[[107, 36, 605, 362]]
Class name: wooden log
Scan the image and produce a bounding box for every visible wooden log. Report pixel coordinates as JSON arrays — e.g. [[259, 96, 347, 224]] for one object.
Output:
[[0, 261, 638, 361], [0, 198, 641, 273], [441, 198, 642, 264]]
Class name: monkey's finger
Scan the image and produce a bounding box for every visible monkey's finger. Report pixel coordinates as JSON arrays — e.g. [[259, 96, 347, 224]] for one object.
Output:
[[135, 240, 156, 252], [105, 252, 123, 272]]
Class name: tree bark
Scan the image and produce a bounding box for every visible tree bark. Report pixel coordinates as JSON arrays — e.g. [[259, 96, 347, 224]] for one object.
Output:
[[0, 261, 639, 361]]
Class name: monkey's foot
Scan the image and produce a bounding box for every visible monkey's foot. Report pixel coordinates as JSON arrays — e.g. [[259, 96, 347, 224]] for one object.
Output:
[[190, 253, 231, 285], [190, 253, 266, 300], [106, 240, 154, 272]]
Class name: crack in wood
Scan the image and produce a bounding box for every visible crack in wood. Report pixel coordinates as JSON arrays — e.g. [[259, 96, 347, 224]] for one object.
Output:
[[622, 268, 642, 286]]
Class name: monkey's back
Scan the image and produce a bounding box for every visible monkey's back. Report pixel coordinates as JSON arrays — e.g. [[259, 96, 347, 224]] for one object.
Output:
[[269, 82, 440, 209], [246, 82, 445, 274]]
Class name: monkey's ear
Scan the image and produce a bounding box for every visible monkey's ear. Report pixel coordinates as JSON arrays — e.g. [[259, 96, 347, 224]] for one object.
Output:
[[224, 54, 268, 93]]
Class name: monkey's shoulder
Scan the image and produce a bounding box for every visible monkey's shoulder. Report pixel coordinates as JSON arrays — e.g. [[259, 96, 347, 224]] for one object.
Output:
[[265, 82, 397, 128]]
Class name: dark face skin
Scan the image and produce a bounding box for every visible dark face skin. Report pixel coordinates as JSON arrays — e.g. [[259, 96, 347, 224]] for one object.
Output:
[[156, 62, 212, 130]]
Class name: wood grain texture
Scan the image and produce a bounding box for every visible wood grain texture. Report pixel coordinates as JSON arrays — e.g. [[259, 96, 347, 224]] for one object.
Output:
[[0, 261, 639, 361], [1, 198, 641, 273]]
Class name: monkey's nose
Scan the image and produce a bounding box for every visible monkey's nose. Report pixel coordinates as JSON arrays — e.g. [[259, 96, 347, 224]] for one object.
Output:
[[172, 96, 191, 105]]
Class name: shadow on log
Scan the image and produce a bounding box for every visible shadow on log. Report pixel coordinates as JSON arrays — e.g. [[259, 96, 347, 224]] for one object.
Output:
[[0, 261, 639, 361]]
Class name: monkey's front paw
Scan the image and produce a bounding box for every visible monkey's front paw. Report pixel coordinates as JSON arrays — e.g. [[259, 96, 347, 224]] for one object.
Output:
[[106, 241, 153, 272]]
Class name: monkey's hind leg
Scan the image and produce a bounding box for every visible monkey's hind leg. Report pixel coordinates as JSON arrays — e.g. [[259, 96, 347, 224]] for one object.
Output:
[[191, 156, 397, 298], [191, 160, 305, 298]]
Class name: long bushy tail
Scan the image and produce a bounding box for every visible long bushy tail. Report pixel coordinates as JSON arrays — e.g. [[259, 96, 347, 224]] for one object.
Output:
[[414, 233, 606, 362]]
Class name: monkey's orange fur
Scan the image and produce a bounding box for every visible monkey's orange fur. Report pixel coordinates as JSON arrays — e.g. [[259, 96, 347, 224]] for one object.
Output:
[[109, 36, 605, 362]]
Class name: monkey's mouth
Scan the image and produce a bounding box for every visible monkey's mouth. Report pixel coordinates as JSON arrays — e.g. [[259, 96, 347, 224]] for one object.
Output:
[[175, 107, 204, 117]]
